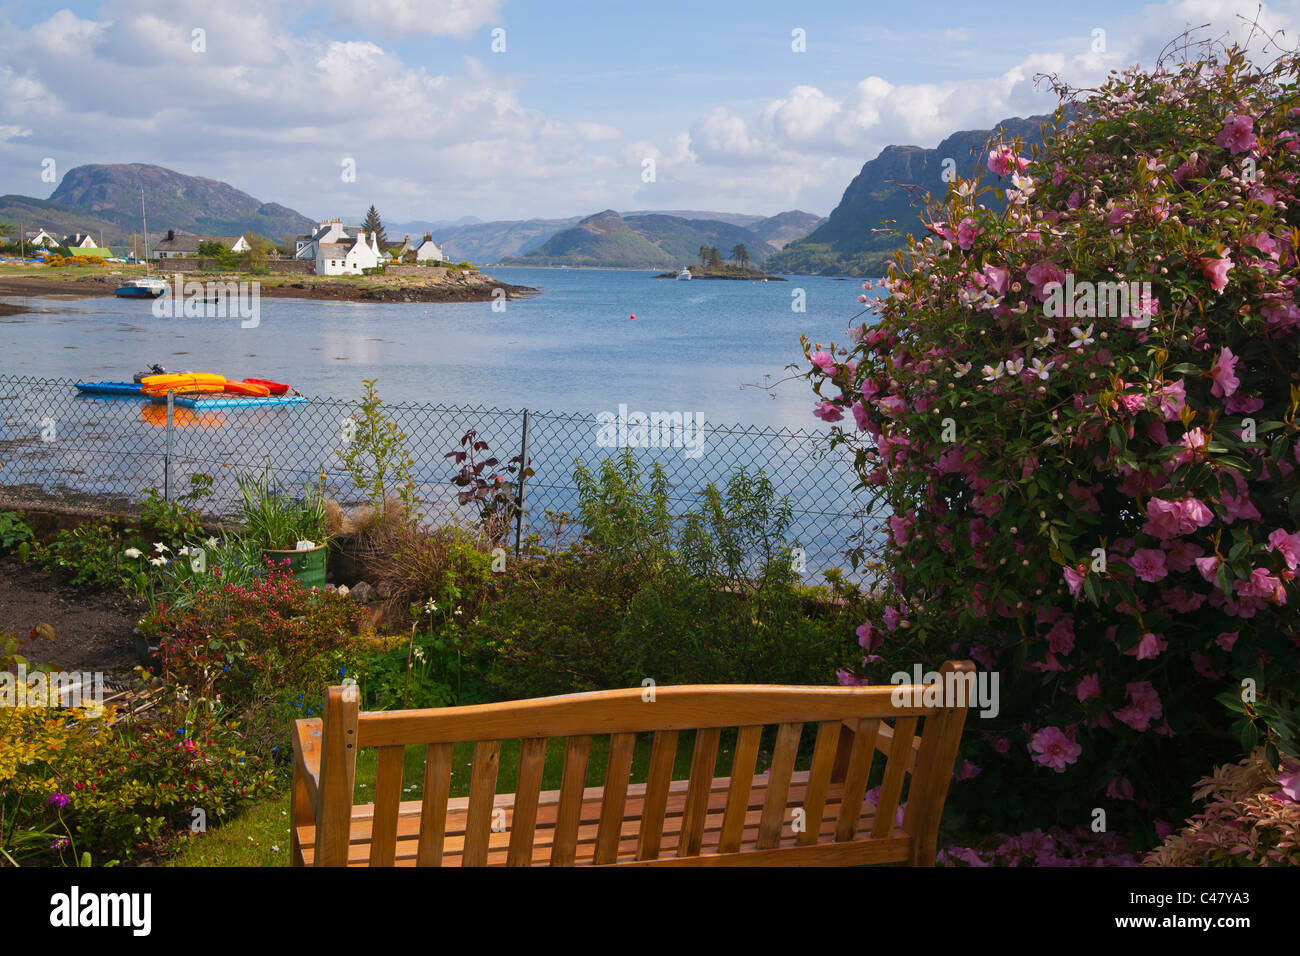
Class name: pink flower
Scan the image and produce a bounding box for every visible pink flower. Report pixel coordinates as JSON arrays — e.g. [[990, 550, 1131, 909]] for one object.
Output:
[[1155, 380, 1186, 421], [1063, 563, 1087, 598], [876, 394, 908, 418], [1215, 631, 1238, 652], [850, 401, 870, 431], [856, 621, 881, 651], [1196, 555, 1223, 586], [956, 217, 981, 250], [1267, 529, 1300, 570], [1144, 496, 1213, 538], [1201, 256, 1234, 295], [1128, 548, 1168, 583], [888, 513, 913, 547], [813, 401, 843, 422], [1126, 631, 1168, 661], [810, 351, 837, 376], [993, 737, 1010, 755], [982, 264, 1010, 296], [1215, 113, 1258, 155], [882, 605, 900, 631], [1028, 726, 1082, 772], [1026, 260, 1065, 301], [1277, 765, 1300, 804], [837, 669, 871, 686], [1209, 346, 1240, 397], [1075, 673, 1102, 702], [1113, 681, 1163, 732], [1106, 777, 1134, 801], [987, 146, 1029, 176]]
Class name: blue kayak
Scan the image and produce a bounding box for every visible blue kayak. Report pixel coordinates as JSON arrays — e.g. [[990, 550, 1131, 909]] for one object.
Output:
[[76, 381, 145, 397], [172, 394, 307, 409]]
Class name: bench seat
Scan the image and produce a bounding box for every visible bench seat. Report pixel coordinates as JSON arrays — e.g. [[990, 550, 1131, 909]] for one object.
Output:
[[296, 770, 907, 867]]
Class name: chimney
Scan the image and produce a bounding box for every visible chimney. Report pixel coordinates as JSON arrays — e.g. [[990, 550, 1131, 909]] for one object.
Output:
[[423, 232, 432, 242], [167, 229, 175, 241]]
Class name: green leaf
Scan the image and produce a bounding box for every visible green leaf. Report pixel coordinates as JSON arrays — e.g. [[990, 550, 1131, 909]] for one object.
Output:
[[1215, 690, 1246, 714], [1240, 720, 1259, 754]]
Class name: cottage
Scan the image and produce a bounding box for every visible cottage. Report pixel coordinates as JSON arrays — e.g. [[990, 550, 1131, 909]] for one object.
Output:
[[24, 228, 59, 248], [414, 232, 447, 263], [153, 230, 251, 259], [315, 230, 383, 276], [384, 235, 415, 261], [294, 219, 351, 260], [62, 233, 99, 249]]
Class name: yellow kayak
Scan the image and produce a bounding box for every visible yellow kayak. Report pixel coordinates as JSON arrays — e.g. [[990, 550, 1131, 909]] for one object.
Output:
[[140, 373, 226, 396]]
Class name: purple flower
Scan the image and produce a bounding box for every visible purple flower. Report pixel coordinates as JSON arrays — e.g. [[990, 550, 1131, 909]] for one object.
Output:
[[48, 792, 71, 809]]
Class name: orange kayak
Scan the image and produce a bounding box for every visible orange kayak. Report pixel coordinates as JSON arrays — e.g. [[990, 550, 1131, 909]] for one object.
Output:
[[140, 372, 226, 396]]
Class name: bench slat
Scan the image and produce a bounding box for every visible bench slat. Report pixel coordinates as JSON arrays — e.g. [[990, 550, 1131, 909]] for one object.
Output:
[[369, 745, 406, 866], [718, 725, 762, 853], [797, 720, 843, 846], [636, 730, 678, 860], [507, 737, 547, 866], [551, 735, 592, 866], [835, 717, 879, 842], [595, 733, 636, 864], [757, 722, 803, 849], [314, 686, 360, 867], [462, 740, 502, 867], [678, 727, 721, 857], [872, 716, 917, 839], [415, 742, 453, 866]]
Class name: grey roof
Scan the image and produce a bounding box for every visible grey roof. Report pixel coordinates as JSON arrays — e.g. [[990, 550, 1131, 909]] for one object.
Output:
[[154, 233, 241, 254], [317, 243, 350, 257]]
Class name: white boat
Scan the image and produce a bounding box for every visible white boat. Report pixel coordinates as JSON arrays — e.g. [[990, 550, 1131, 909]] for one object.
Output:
[[676, 267, 692, 280], [113, 277, 169, 298]]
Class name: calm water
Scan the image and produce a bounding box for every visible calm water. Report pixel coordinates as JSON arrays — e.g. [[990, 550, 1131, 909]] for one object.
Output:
[[1, 268, 876, 429]]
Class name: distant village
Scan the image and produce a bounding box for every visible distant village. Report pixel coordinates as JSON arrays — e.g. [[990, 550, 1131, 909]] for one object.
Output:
[[1, 218, 451, 277]]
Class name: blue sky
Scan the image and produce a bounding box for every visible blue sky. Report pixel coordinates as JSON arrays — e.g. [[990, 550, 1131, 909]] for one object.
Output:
[[0, 0, 1293, 223]]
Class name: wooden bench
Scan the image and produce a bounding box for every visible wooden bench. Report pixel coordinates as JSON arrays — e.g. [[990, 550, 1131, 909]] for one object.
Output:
[[291, 660, 974, 867]]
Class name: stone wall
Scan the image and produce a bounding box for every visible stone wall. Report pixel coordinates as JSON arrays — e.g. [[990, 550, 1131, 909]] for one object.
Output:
[[149, 258, 315, 274]]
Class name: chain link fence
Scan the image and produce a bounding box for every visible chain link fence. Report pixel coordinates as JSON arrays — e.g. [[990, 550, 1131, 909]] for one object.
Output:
[[0, 375, 879, 579]]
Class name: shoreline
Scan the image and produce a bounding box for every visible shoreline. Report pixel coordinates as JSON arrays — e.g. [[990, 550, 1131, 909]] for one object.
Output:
[[0, 270, 539, 305]]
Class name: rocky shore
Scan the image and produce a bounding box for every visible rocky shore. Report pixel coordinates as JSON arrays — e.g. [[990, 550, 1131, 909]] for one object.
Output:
[[0, 269, 538, 305]]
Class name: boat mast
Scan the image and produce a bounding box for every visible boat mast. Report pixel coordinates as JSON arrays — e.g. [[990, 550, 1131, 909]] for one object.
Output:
[[141, 188, 150, 274]]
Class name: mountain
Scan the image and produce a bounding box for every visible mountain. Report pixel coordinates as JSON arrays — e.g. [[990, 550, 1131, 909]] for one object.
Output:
[[501, 210, 783, 269], [426, 209, 820, 264], [0, 163, 316, 244], [766, 114, 1056, 275]]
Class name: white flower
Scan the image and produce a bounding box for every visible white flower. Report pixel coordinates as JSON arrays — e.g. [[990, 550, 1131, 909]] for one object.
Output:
[[1011, 172, 1035, 196], [1033, 329, 1056, 348], [953, 361, 972, 379], [981, 362, 1005, 382], [1029, 358, 1052, 380], [153, 542, 170, 553], [1068, 324, 1096, 349], [454, 608, 463, 616], [424, 598, 438, 614], [148, 557, 166, 567], [1005, 357, 1025, 376], [206, 536, 218, 548], [177, 546, 191, 557], [123, 548, 142, 559], [955, 181, 975, 198]]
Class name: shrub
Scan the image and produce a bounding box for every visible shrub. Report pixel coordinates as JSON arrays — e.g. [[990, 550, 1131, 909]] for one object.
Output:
[[1145, 749, 1300, 866], [338, 379, 419, 521], [0, 511, 34, 556], [811, 45, 1300, 831]]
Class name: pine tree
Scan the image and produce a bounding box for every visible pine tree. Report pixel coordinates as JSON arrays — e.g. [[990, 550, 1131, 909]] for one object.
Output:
[[361, 206, 388, 247], [708, 246, 722, 269]]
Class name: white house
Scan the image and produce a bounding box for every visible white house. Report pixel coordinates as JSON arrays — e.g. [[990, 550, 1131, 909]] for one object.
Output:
[[25, 228, 59, 248], [62, 233, 100, 249], [153, 230, 251, 259], [295, 219, 351, 260], [414, 232, 447, 263], [315, 229, 383, 276]]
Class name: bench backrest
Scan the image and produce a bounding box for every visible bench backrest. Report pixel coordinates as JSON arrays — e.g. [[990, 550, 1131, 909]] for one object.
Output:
[[292, 660, 974, 866]]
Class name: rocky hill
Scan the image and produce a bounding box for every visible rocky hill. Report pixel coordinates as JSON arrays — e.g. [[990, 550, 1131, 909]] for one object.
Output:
[[766, 114, 1056, 275]]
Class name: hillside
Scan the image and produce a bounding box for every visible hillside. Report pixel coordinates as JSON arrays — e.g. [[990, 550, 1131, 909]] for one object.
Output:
[[427, 216, 584, 263], [766, 114, 1056, 275], [502, 210, 787, 269], [1, 164, 315, 245]]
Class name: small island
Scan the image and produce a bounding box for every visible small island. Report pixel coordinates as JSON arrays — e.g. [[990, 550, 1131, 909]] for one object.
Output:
[[654, 266, 785, 281]]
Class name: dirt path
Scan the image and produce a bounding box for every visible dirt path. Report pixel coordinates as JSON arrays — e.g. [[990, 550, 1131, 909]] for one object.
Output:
[[0, 558, 143, 680]]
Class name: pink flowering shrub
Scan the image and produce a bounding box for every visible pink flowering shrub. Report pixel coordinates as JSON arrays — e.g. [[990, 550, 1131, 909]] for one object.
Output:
[[1145, 749, 1300, 866], [809, 47, 1300, 833], [938, 827, 1143, 867]]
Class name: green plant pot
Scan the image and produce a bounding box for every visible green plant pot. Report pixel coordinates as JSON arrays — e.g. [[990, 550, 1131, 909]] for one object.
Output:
[[262, 543, 329, 588]]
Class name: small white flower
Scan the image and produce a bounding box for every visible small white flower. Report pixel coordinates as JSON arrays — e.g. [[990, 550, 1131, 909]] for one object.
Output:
[[1029, 358, 1052, 380], [1068, 324, 1095, 349], [123, 548, 142, 559], [454, 607, 463, 616], [955, 181, 974, 198], [981, 362, 1005, 382], [153, 542, 170, 553], [1033, 329, 1056, 348], [424, 598, 438, 614], [1005, 357, 1025, 376], [1011, 172, 1035, 196], [206, 536, 219, 548], [953, 361, 972, 379], [177, 546, 191, 557], [148, 557, 166, 567]]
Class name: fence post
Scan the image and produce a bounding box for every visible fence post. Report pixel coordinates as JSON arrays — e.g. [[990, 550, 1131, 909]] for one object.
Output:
[[514, 408, 529, 558], [163, 389, 174, 501]]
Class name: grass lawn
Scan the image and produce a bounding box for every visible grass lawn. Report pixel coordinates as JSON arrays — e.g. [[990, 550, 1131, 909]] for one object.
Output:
[[167, 727, 836, 866]]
